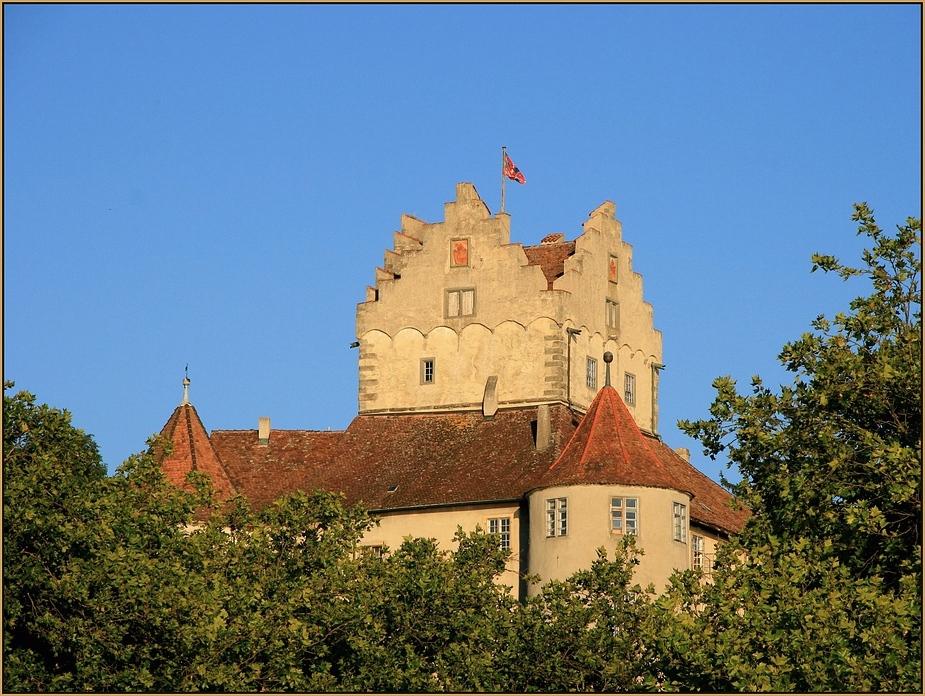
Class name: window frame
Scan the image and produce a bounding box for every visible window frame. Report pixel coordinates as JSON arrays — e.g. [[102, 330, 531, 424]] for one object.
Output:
[[487, 517, 512, 552], [624, 372, 636, 405], [446, 287, 476, 318], [673, 501, 688, 543], [420, 357, 435, 385], [545, 497, 568, 537], [610, 496, 639, 535], [692, 534, 704, 570], [586, 356, 598, 390]]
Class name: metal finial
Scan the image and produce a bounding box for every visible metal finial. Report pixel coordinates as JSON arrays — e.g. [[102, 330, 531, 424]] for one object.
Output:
[[603, 351, 613, 387], [181, 373, 191, 405]]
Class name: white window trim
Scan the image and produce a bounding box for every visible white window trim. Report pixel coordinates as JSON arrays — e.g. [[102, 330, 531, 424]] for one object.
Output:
[[487, 517, 512, 552], [624, 372, 636, 406], [673, 502, 688, 543], [420, 357, 435, 385], [586, 356, 598, 390], [610, 496, 638, 535], [546, 498, 567, 537]]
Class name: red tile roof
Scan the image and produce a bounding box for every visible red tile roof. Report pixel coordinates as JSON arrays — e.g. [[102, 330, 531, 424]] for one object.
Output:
[[210, 405, 580, 512], [523, 241, 576, 289], [156, 399, 746, 537], [535, 386, 690, 494], [210, 429, 343, 509], [157, 403, 237, 499]]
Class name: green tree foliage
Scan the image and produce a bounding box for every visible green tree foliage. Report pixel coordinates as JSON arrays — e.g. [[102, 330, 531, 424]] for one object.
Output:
[[500, 538, 666, 692], [674, 205, 922, 691]]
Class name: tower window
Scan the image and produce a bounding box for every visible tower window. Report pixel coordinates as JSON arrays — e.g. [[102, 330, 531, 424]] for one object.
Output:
[[611, 497, 638, 534], [624, 373, 636, 405], [606, 299, 619, 330], [673, 502, 688, 543], [546, 497, 568, 537], [421, 358, 435, 385], [586, 357, 598, 389], [446, 288, 476, 317]]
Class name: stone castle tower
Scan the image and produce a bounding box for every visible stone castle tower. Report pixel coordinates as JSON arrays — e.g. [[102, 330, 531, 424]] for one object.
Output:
[[355, 183, 664, 433]]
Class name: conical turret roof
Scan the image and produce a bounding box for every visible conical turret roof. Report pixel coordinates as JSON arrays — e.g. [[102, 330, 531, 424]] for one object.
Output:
[[157, 398, 237, 499], [535, 385, 691, 495]]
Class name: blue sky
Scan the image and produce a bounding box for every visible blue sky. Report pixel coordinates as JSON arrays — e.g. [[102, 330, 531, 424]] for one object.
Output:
[[4, 4, 921, 485]]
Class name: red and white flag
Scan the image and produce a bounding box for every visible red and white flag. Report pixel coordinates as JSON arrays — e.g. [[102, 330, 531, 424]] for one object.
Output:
[[503, 153, 526, 184]]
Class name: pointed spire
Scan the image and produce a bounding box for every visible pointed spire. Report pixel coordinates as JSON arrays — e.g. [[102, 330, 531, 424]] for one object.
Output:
[[181, 364, 190, 405]]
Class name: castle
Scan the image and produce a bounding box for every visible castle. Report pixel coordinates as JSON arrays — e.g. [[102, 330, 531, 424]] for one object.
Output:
[[156, 183, 747, 598]]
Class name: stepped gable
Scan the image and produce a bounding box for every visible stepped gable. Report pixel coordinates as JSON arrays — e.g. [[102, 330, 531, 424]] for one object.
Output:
[[646, 437, 750, 536], [523, 236, 576, 290], [209, 429, 343, 509], [324, 404, 580, 511], [157, 401, 237, 499], [535, 385, 690, 494]]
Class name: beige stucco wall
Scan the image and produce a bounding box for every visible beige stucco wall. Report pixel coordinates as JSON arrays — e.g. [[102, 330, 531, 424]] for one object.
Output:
[[526, 484, 693, 594], [355, 183, 664, 432], [360, 502, 524, 593]]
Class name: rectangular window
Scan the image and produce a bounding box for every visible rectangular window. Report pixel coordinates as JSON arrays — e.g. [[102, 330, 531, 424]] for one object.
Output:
[[356, 544, 384, 559], [611, 497, 638, 534], [488, 517, 511, 551], [692, 535, 704, 570], [420, 358, 435, 385], [624, 373, 636, 405], [586, 357, 597, 389], [447, 288, 476, 317], [673, 502, 688, 542], [606, 299, 620, 330], [546, 498, 567, 537]]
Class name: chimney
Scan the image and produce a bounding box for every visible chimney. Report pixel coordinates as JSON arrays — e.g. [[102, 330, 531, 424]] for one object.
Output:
[[482, 375, 499, 419], [674, 447, 690, 462], [536, 404, 551, 451], [258, 417, 270, 446]]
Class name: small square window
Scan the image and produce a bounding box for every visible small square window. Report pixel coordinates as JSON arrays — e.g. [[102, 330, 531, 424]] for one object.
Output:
[[421, 358, 435, 385], [624, 373, 636, 405], [586, 357, 597, 390], [446, 288, 476, 318]]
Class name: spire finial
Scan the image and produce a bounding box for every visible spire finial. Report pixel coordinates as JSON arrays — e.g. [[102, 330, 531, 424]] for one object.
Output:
[[603, 351, 613, 387], [181, 364, 190, 405]]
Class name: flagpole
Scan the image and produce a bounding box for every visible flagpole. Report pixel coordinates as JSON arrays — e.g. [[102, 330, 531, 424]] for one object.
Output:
[[501, 146, 507, 214]]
